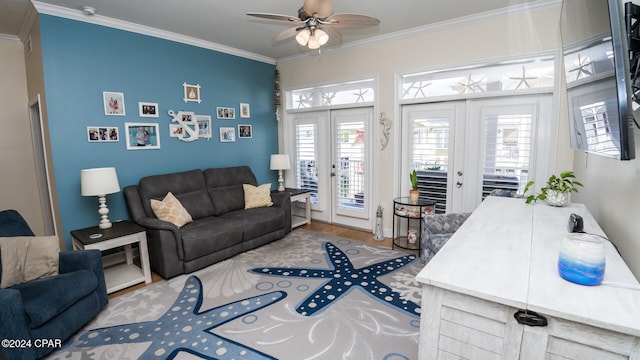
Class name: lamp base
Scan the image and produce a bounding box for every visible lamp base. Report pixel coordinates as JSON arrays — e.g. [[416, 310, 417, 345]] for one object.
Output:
[[97, 194, 112, 229], [277, 169, 285, 191]]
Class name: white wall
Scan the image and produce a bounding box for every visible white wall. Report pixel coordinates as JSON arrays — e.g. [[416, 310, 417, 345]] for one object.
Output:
[[0, 36, 45, 234], [572, 138, 640, 279], [277, 4, 568, 233]]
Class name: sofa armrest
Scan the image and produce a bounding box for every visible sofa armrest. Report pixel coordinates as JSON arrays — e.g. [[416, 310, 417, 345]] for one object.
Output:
[[59, 250, 108, 308], [271, 191, 292, 233], [0, 289, 37, 360]]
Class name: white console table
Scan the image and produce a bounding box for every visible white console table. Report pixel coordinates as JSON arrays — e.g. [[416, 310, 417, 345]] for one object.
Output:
[[416, 196, 640, 360]]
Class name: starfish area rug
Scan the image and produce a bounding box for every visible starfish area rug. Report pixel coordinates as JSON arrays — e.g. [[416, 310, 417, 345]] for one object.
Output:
[[45, 229, 423, 360]]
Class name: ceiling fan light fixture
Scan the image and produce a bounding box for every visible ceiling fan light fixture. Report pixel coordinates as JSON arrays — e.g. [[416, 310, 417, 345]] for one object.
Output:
[[307, 34, 321, 49], [315, 29, 329, 46], [295, 29, 311, 46]]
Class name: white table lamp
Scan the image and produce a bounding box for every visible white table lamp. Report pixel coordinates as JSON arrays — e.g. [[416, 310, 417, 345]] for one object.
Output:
[[81, 167, 121, 229], [270, 154, 290, 191]]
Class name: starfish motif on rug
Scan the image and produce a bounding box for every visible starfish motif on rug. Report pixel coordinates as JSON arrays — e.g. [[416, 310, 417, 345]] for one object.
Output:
[[75, 275, 286, 359], [251, 242, 420, 317]]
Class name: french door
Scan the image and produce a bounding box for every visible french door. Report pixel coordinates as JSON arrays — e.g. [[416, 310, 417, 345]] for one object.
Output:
[[401, 95, 553, 213], [291, 107, 373, 229]]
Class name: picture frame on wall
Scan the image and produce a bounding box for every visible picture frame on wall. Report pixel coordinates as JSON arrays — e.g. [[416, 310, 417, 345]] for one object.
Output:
[[124, 122, 160, 150], [169, 124, 184, 138], [219, 127, 236, 142], [216, 107, 235, 119], [240, 103, 250, 118], [183, 82, 201, 103], [103, 91, 125, 116], [87, 126, 119, 142], [238, 124, 252, 138], [139, 102, 159, 118], [195, 115, 212, 139]]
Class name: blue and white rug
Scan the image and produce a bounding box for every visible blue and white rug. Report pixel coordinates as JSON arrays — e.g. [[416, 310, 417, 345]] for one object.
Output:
[[46, 230, 422, 360]]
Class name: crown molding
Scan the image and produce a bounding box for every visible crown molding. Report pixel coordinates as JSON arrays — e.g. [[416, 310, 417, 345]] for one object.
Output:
[[31, 1, 277, 65], [278, 0, 562, 63], [0, 34, 21, 42], [18, 3, 38, 42]]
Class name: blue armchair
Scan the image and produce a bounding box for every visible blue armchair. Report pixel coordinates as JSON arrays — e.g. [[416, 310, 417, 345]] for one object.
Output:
[[0, 210, 108, 360], [421, 212, 471, 264]]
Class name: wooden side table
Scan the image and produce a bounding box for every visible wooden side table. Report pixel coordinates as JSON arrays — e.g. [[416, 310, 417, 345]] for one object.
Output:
[[279, 188, 311, 228], [71, 220, 152, 294]]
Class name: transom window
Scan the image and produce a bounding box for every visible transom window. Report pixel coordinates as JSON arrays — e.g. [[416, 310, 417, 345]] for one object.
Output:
[[400, 56, 555, 101], [286, 79, 375, 110]]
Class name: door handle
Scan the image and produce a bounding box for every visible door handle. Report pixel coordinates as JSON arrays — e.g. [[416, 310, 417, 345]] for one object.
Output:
[[331, 172, 336, 177], [456, 181, 463, 188], [457, 171, 463, 176]]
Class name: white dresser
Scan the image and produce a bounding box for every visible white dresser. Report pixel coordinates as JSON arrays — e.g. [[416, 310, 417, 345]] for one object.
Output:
[[416, 196, 640, 360]]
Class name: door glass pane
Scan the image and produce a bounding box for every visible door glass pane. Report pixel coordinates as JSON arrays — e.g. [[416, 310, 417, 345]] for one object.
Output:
[[295, 123, 319, 204], [411, 117, 449, 214], [335, 121, 365, 210], [482, 113, 532, 198]]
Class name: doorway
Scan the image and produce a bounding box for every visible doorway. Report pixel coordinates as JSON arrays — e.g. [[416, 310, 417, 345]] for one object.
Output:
[[290, 107, 374, 229], [29, 95, 56, 235]]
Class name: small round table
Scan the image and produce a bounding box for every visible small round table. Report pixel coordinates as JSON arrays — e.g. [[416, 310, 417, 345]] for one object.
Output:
[[392, 197, 436, 255]]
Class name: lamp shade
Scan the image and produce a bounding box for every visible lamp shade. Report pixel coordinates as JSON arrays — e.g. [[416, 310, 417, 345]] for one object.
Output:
[[81, 167, 121, 196], [296, 29, 311, 46], [270, 154, 291, 170]]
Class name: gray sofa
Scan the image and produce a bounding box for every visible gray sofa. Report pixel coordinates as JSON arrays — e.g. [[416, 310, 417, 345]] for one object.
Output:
[[124, 166, 291, 279]]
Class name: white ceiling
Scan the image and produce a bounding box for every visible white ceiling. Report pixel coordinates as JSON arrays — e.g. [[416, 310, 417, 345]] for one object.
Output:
[[1, 0, 554, 61]]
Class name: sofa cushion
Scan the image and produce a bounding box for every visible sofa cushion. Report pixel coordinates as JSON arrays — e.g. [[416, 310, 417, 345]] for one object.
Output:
[[12, 269, 97, 328], [204, 166, 258, 215], [180, 218, 243, 262], [220, 207, 286, 240], [243, 183, 273, 209], [150, 192, 193, 228], [0, 236, 59, 288], [138, 169, 215, 220]]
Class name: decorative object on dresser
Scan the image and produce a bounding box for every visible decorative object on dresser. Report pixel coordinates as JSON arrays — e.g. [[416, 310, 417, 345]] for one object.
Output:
[[123, 166, 292, 279], [0, 210, 108, 360], [80, 167, 121, 229], [416, 197, 640, 359], [270, 153, 291, 191], [523, 170, 583, 206]]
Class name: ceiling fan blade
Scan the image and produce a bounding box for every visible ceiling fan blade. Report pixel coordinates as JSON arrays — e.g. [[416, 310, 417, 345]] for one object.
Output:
[[273, 27, 300, 43], [325, 14, 380, 29], [322, 26, 343, 46], [303, 0, 333, 18], [246, 12, 301, 23]]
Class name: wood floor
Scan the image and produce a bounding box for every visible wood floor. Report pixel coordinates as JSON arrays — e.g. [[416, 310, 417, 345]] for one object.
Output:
[[108, 222, 392, 299]]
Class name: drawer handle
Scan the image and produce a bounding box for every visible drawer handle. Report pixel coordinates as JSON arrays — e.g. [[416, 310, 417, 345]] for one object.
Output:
[[514, 309, 547, 327]]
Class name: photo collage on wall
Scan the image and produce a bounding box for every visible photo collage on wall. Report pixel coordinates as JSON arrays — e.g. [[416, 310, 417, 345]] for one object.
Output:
[[87, 83, 256, 148]]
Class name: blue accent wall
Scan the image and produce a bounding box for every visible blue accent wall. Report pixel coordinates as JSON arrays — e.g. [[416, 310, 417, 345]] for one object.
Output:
[[38, 15, 277, 248]]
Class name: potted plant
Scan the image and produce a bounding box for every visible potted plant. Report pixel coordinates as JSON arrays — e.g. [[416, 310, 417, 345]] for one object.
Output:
[[523, 170, 583, 207], [409, 170, 420, 202]]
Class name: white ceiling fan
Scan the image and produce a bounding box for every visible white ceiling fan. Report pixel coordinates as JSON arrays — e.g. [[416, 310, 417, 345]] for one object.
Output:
[[246, 0, 380, 50]]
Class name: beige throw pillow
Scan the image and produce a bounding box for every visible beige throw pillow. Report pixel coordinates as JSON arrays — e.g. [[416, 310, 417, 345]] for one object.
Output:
[[0, 235, 60, 288], [150, 192, 193, 228], [244, 183, 273, 209]]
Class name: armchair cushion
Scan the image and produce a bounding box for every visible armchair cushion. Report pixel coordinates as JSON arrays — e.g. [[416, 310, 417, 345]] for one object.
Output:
[[12, 269, 97, 328], [0, 210, 35, 237], [421, 212, 471, 264], [0, 236, 59, 288]]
